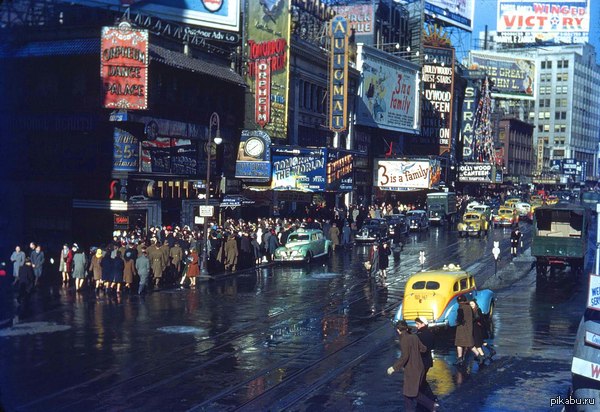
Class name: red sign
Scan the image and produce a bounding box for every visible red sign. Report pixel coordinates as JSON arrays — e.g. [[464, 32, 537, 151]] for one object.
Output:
[[101, 23, 149, 110], [255, 58, 271, 128], [114, 214, 129, 226]]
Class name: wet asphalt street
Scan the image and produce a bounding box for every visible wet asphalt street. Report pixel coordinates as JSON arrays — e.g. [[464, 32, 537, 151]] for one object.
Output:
[[0, 222, 594, 412]]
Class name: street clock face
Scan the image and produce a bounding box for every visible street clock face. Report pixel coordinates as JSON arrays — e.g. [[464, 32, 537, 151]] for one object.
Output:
[[244, 137, 265, 158]]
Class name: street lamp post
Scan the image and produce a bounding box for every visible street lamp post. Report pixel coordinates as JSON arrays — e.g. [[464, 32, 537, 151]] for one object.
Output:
[[492, 241, 500, 277], [200, 112, 222, 278]]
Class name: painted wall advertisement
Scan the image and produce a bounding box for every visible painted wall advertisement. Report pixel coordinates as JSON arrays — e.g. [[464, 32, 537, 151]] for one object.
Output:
[[425, 0, 475, 32], [497, 0, 589, 44], [326, 149, 353, 192], [235, 129, 272, 182], [271, 147, 325, 192], [113, 128, 139, 171], [329, 16, 349, 132], [101, 23, 149, 110], [458, 162, 495, 183], [375, 159, 442, 191], [356, 44, 420, 134], [331, 4, 375, 37], [81, 0, 240, 32], [470, 52, 535, 100], [245, 0, 291, 139], [421, 46, 455, 155]]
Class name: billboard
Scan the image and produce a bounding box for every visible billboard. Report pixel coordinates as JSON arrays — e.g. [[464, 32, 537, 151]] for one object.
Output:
[[460, 79, 480, 161], [113, 128, 139, 172], [331, 4, 375, 37], [235, 130, 272, 182], [497, 0, 589, 44], [425, 0, 475, 32], [374, 159, 442, 191], [356, 44, 420, 134], [245, 0, 291, 140], [422, 46, 455, 156], [101, 24, 148, 110], [79, 0, 240, 32], [272, 147, 326, 192], [470, 52, 535, 100], [458, 162, 495, 183], [329, 16, 349, 132], [326, 149, 353, 192]]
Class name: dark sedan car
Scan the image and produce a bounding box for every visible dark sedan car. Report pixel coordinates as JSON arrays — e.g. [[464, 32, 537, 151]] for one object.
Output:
[[385, 214, 409, 239], [355, 218, 389, 243]]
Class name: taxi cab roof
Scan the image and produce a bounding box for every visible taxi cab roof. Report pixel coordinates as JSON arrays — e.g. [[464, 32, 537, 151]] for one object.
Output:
[[498, 207, 513, 213], [406, 265, 473, 288], [293, 228, 322, 235]]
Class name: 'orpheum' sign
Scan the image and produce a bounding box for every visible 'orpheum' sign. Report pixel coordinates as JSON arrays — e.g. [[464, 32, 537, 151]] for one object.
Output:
[[101, 22, 149, 110], [255, 59, 271, 128]]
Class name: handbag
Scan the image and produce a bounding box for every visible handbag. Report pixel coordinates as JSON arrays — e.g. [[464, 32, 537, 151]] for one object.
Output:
[[364, 261, 372, 270]]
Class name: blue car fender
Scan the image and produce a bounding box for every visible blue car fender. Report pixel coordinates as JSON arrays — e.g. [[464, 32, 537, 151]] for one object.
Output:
[[445, 300, 460, 327], [393, 302, 404, 323], [473, 289, 495, 315]]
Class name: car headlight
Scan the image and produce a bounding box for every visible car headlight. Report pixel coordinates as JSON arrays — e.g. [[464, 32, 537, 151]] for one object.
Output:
[[290, 250, 298, 257]]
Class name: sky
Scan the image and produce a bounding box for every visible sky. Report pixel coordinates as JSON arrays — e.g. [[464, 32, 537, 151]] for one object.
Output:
[[468, 0, 600, 59]]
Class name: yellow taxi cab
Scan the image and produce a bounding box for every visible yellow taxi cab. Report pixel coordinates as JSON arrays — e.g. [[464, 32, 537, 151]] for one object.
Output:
[[393, 264, 495, 328], [546, 195, 559, 205], [457, 211, 489, 237], [503, 198, 521, 209], [529, 194, 544, 204], [493, 206, 519, 227], [526, 201, 544, 222]]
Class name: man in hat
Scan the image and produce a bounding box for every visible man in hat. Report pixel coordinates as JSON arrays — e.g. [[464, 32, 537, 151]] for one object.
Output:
[[387, 321, 435, 412]]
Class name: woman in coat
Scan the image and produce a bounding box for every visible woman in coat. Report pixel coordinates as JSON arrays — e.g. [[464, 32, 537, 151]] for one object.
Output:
[[186, 248, 200, 287], [59, 244, 72, 284], [100, 250, 114, 291], [378, 242, 391, 279], [387, 321, 434, 412], [454, 295, 474, 365], [89, 248, 103, 292], [71, 246, 87, 291], [224, 234, 239, 271], [123, 251, 136, 292], [111, 251, 125, 293], [470, 299, 488, 363]]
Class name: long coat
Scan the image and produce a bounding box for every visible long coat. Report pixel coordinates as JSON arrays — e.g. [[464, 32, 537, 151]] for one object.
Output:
[[392, 332, 426, 397], [10, 250, 25, 277], [379, 245, 391, 270], [368, 245, 380, 276], [89, 253, 103, 281], [170, 245, 183, 271], [135, 255, 150, 279], [329, 226, 340, 246], [123, 258, 136, 284], [416, 327, 434, 370], [148, 245, 165, 278], [71, 252, 87, 279], [30, 250, 45, 278], [224, 236, 239, 270], [455, 302, 474, 347], [186, 251, 200, 278]]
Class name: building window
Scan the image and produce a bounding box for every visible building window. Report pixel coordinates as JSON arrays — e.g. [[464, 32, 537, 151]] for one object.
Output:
[[543, 124, 550, 132]]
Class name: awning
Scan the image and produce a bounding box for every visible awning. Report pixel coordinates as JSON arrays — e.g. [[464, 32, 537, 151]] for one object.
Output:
[[0, 38, 245, 86]]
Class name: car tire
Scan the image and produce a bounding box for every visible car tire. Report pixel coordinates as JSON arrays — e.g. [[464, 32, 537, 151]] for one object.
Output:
[[305, 252, 313, 264]]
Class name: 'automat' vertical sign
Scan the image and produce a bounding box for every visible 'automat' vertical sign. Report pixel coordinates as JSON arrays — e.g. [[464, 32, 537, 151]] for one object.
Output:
[[101, 22, 148, 110], [329, 16, 348, 132]]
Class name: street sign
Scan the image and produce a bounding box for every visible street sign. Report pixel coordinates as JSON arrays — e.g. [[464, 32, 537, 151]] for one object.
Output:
[[419, 251, 426, 266], [199, 205, 214, 217], [492, 241, 500, 260]]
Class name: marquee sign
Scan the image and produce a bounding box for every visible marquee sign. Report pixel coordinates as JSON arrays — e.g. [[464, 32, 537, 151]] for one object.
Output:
[[375, 159, 441, 191], [271, 147, 326, 192], [329, 16, 349, 132], [101, 23, 149, 110], [255, 59, 271, 128]]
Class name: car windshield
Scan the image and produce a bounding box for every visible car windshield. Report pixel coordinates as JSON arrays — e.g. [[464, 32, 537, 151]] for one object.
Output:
[[499, 208, 512, 214], [288, 234, 309, 243], [464, 214, 479, 220], [412, 281, 440, 290]]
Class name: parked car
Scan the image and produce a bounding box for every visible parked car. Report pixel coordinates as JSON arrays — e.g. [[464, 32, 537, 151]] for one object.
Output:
[[355, 218, 389, 243], [493, 207, 519, 227], [393, 264, 495, 329], [503, 198, 522, 209], [273, 228, 331, 263], [385, 214, 409, 239], [457, 211, 489, 237], [406, 210, 429, 231]]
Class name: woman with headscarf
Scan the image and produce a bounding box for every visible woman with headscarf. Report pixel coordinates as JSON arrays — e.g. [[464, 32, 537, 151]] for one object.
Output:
[[71, 245, 87, 291], [89, 248, 103, 293]]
